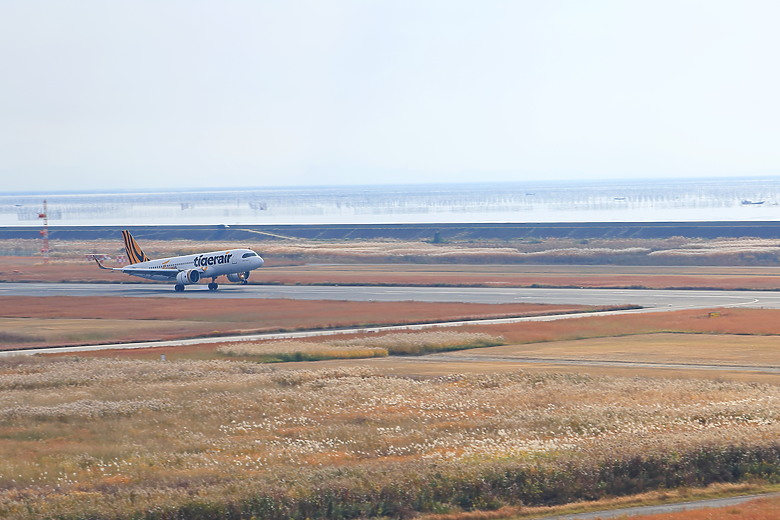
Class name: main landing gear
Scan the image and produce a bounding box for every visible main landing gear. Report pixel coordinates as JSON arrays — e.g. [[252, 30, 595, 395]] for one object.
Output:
[[172, 280, 219, 292]]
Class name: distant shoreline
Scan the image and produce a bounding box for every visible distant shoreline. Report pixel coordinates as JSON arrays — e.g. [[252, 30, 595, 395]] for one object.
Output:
[[2, 177, 780, 227], [3, 221, 780, 241], [3, 176, 779, 197]]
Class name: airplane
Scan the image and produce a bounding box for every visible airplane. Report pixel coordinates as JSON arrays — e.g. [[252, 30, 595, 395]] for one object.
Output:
[[95, 230, 264, 292]]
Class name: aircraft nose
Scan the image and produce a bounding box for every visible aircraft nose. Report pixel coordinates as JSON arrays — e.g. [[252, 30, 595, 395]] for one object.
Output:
[[255, 256, 264, 268]]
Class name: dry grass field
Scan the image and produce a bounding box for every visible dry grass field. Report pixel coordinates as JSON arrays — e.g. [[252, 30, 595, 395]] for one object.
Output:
[[215, 331, 504, 362], [0, 318, 778, 520], [440, 333, 780, 367], [0, 356, 778, 519]]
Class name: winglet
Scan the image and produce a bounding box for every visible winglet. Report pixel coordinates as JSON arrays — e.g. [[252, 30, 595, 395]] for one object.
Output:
[[94, 257, 112, 270]]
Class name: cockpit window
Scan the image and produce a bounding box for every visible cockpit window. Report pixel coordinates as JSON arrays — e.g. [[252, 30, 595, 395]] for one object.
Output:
[[242, 252, 257, 258]]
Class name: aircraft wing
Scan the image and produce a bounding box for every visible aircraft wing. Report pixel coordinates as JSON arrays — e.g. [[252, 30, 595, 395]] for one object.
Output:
[[119, 267, 181, 278], [94, 258, 181, 278]]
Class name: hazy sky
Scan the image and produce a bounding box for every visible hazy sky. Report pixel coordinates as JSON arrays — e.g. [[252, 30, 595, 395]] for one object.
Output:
[[2, 1, 780, 192]]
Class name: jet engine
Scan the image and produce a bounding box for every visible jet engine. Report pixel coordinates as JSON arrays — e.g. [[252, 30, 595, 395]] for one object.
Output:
[[227, 271, 250, 283], [176, 269, 201, 285]]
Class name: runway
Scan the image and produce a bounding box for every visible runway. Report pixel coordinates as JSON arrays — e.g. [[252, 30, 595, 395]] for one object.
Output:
[[3, 282, 780, 309]]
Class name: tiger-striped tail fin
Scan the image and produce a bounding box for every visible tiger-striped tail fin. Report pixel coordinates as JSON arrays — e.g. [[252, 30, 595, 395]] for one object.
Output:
[[122, 230, 150, 264]]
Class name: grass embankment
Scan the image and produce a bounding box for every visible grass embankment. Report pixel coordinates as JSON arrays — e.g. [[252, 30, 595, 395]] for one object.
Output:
[[0, 359, 778, 519]]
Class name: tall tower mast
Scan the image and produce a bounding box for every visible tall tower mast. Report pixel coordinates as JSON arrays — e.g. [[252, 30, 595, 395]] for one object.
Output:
[[38, 200, 49, 263]]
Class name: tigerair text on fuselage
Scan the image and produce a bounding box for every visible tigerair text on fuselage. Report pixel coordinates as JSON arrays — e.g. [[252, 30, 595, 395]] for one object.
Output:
[[194, 253, 233, 268]]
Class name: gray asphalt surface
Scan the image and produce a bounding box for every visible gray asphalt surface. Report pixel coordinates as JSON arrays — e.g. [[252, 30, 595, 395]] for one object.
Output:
[[540, 492, 780, 519], [3, 282, 780, 309]]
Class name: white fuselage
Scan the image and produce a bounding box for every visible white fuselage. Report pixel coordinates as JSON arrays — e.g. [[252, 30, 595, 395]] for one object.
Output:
[[128, 249, 264, 282]]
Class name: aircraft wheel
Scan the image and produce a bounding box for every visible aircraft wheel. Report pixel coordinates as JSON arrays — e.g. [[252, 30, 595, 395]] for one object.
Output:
[[174, 284, 185, 292], [242, 280, 248, 285], [208, 282, 218, 291]]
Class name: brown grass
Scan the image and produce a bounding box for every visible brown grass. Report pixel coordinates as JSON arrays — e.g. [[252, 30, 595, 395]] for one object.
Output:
[[217, 340, 390, 361], [457, 307, 780, 343], [216, 332, 503, 361], [254, 263, 780, 290], [0, 296, 591, 322], [0, 359, 778, 519], [0, 295, 595, 349], [289, 356, 780, 385], [443, 333, 780, 367]]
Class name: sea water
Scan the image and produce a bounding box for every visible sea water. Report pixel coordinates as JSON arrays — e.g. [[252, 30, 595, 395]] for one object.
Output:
[[1, 177, 779, 227]]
